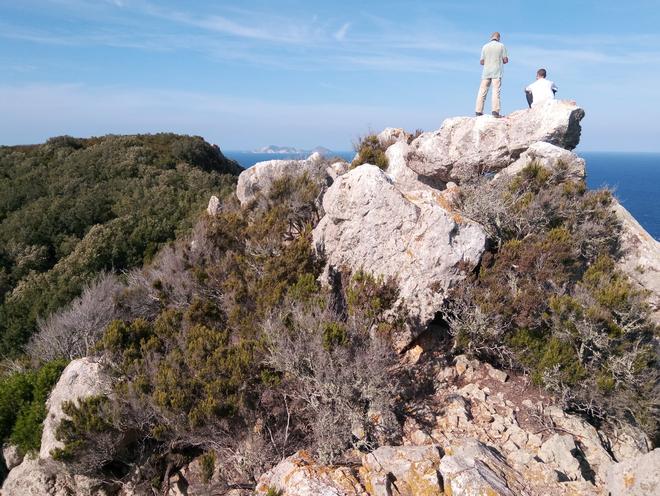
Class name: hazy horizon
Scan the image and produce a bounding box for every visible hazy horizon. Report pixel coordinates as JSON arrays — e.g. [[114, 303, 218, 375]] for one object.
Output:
[[2, 1, 660, 152]]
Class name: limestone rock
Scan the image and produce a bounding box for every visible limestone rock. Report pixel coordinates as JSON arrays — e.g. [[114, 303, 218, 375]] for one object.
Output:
[[255, 451, 366, 496], [40, 357, 114, 459], [494, 141, 585, 181], [236, 152, 342, 206], [206, 195, 221, 216], [612, 200, 660, 321], [2, 444, 23, 471], [1, 456, 108, 496], [312, 165, 486, 350], [360, 445, 443, 496], [606, 448, 660, 496], [538, 434, 583, 481], [384, 141, 445, 195], [406, 100, 585, 182], [377, 127, 410, 147], [439, 438, 524, 496]]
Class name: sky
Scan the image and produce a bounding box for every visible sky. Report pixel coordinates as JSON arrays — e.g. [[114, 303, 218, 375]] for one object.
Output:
[[1, 0, 659, 151]]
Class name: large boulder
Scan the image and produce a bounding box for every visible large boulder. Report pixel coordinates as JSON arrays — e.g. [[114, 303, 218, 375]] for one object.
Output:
[[313, 165, 486, 350], [40, 357, 114, 459], [359, 445, 443, 496], [255, 451, 365, 496], [612, 200, 660, 321], [494, 141, 585, 181], [406, 100, 585, 182], [605, 448, 660, 496], [1, 456, 109, 496], [438, 439, 526, 496], [236, 152, 347, 206]]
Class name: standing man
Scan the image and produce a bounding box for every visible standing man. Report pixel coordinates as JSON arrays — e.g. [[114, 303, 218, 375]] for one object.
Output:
[[475, 32, 508, 118]]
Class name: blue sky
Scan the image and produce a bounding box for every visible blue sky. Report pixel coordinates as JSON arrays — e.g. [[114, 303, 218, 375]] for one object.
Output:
[[1, 0, 659, 151]]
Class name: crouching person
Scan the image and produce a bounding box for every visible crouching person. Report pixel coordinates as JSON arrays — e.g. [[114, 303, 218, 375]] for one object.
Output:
[[525, 68, 558, 108]]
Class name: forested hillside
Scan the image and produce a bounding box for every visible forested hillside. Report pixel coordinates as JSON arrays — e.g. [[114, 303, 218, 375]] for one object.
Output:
[[0, 134, 240, 357]]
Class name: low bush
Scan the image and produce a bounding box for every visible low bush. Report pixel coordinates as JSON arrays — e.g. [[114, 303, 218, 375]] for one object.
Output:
[[352, 135, 389, 170], [447, 164, 658, 438], [0, 359, 67, 453]]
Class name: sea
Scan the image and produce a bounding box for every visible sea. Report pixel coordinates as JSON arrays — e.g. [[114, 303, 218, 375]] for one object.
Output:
[[225, 151, 660, 241]]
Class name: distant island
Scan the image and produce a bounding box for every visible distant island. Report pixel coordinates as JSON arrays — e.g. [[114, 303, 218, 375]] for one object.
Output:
[[252, 145, 333, 155]]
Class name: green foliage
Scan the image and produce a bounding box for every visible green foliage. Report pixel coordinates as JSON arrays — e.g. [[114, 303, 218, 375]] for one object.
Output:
[[352, 135, 389, 169], [0, 359, 67, 453], [322, 322, 348, 350], [265, 488, 283, 496], [0, 133, 240, 356], [199, 451, 216, 483], [450, 163, 658, 436]]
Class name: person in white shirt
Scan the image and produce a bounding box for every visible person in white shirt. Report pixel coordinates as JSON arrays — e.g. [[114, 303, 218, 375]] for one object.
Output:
[[525, 68, 558, 108]]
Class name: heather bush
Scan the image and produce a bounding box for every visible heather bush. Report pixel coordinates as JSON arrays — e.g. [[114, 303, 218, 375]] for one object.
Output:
[[447, 164, 658, 437]]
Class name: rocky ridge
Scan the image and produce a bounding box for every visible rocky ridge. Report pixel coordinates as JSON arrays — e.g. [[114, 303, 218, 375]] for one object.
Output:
[[3, 102, 658, 496]]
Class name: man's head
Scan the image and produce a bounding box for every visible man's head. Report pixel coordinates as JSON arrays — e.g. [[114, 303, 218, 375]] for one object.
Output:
[[536, 68, 547, 79], [491, 32, 501, 41]]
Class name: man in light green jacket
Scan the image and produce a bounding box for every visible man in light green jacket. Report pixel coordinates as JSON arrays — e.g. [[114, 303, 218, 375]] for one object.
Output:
[[475, 32, 509, 118]]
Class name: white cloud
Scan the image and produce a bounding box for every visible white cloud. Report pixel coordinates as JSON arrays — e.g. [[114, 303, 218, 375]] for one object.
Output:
[[334, 22, 350, 41]]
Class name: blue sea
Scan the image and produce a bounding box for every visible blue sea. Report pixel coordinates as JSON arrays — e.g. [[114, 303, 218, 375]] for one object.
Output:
[[225, 151, 660, 241]]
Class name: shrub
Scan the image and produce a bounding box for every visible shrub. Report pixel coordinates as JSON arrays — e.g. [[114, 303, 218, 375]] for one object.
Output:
[[0, 133, 239, 357], [0, 359, 67, 453], [352, 135, 389, 170], [446, 164, 658, 437]]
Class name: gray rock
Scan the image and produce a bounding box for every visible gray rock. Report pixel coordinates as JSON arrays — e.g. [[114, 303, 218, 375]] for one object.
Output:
[[255, 451, 366, 495], [606, 448, 660, 496], [406, 100, 585, 182], [439, 438, 524, 496], [2, 443, 24, 471], [40, 357, 113, 459], [494, 141, 585, 181], [377, 127, 410, 147], [613, 200, 660, 322], [313, 165, 486, 351], [1, 456, 109, 496], [206, 195, 221, 216], [236, 152, 343, 206], [360, 445, 443, 496], [538, 433, 583, 481]]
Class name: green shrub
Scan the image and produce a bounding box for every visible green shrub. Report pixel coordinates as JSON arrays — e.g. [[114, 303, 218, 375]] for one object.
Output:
[[0, 133, 240, 356], [448, 163, 658, 437], [0, 359, 67, 452], [352, 135, 389, 169]]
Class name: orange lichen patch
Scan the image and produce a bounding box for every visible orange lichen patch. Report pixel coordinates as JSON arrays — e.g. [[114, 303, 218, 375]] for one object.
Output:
[[433, 192, 464, 224], [624, 472, 636, 488]]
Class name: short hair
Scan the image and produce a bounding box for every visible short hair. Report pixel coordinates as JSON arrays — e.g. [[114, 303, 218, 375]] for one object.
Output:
[[491, 32, 501, 40], [537, 68, 547, 78]]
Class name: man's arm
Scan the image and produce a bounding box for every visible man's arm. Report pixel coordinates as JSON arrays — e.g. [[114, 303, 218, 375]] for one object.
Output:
[[503, 57, 509, 64], [552, 82, 558, 95], [502, 45, 508, 64]]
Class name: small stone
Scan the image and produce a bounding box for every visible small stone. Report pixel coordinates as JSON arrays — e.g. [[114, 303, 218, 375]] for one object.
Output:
[[485, 363, 509, 383], [522, 399, 535, 409], [206, 195, 220, 216]]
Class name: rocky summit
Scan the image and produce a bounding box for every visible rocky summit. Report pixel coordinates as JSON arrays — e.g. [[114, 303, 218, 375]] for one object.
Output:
[[2, 103, 658, 496]]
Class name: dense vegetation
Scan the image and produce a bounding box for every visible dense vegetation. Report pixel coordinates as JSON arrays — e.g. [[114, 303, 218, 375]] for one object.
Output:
[[0, 133, 240, 356], [448, 163, 659, 439], [1, 140, 657, 492], [41, 170, 404, 492]]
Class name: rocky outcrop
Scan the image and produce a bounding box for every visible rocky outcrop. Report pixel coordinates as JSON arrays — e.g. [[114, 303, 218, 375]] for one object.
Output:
[[236, 152, 348, 206], [1, 444, 23, 472], [406, 100, 585, 182], [313, 165, 486, 350], [494, 141, 585, 181], [613, 200, 660, 321], [360, 445, 442, 496], [40, 357, 114, 459], [255, 451, 366, 496], [606, 449, 660, 496], [0, 456, 109, 496], [1, 359, 115, 495]]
